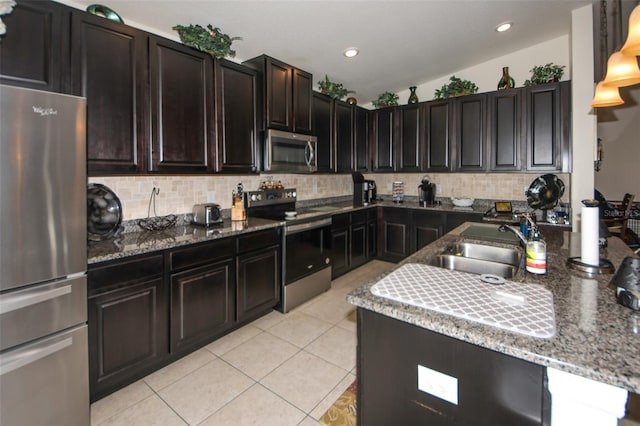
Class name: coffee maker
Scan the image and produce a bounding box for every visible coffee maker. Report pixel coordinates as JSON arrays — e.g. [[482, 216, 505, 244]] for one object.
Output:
[[352, 173, 378, 206], [418, 176, 436, 206]]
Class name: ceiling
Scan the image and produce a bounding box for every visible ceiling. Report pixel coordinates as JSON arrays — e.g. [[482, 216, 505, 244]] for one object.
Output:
[[67, 0, 591, 103]]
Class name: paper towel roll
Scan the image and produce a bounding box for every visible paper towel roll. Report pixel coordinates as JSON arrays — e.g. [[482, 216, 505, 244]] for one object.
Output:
[[581, 205, 600, 266]]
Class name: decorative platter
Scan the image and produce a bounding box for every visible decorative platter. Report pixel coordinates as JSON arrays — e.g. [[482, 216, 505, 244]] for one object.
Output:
[[86, 4, 124, 24], [87, 183, 123, 241]]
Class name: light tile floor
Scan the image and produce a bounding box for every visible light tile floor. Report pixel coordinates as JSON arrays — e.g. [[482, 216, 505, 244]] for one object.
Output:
[[91, 260, 395, 426]]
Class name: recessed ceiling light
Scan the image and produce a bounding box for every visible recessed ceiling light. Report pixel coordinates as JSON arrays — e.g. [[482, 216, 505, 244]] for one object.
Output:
[[343, 47, 359, 58], [496, 22, 513, 32]]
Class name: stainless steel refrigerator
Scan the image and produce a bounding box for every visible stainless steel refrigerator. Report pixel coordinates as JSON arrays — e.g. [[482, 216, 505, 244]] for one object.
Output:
[[0, 85, 89, 425]]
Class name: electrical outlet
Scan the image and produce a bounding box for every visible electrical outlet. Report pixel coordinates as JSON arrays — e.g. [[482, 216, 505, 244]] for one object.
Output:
[[417, 365, 458, 405], [436, 184, 442, 194], [207, 191, 216, 202]]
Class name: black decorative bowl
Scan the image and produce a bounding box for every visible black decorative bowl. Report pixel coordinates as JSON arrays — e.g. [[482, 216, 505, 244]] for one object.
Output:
[[87, 183, 123, 241]]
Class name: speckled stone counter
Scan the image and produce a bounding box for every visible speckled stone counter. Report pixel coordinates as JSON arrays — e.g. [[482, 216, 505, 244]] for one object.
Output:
[[88, 217, 281, 264], [347, 222, 640, 393]]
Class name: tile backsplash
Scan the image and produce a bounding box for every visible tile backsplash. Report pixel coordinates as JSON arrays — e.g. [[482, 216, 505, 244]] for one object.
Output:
[[89, 173, 571, 220]]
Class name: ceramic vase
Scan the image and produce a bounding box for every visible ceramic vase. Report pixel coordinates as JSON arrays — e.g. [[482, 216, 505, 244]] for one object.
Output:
[[408, 86, 419, 104], [497, 67, 515, 90]]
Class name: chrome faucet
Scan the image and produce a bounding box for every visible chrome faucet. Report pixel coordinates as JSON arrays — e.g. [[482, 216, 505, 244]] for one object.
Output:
[[499, 214, 538, 246], [499, 224, 529, 245]]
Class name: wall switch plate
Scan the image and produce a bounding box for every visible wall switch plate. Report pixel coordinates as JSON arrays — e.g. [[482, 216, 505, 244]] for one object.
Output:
[[417, 364, 458, 405]]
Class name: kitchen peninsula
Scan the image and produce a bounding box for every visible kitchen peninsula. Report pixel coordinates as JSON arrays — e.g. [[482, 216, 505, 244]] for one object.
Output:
[[348, 223, 639, 425]]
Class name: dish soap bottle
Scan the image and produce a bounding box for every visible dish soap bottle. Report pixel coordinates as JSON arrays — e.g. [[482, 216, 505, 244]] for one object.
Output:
[[526, 228, 547, 274]]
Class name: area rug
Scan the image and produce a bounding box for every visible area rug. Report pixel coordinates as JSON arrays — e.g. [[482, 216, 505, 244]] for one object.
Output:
[[319, 380, 357, 426]]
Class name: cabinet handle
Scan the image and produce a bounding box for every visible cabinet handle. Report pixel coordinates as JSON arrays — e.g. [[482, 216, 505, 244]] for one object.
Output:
[[0, 285, 72, 315], [0, 337, 73, 376]]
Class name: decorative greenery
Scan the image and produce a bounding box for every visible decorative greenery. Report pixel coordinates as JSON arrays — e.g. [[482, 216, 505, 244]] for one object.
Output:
[[172, 24, 241, 59], [524, 63, 565, 86], [318, 75, 354, 100], [434, 75, 478, 99], [372, 91, 399, 108]]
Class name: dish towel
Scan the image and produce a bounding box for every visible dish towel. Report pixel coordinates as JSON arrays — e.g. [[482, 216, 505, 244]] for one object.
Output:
[[547, 367, 628, 426]]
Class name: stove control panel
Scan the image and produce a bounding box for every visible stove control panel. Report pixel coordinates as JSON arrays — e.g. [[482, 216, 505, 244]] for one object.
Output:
[[245, 188, 297, 208]]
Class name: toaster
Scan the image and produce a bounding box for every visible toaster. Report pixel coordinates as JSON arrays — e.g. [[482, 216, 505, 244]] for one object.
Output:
[[192, 203, 223, 226]]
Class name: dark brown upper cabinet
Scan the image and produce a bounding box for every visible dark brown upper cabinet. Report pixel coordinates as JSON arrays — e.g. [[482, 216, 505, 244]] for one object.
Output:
[[423, 99, 452, 172], [149, 36, 215, 173], [523, 81, 571, 172], [243, 55, 312, 134], [488, 89, 522, 171], [0, 0, 69, 93], [372, 108, 395, 172], [354, 106, 370, 172], [215, 59, 258, 173], [311, 92, 334, 172], [453, 93, 487, 172], [335, 100, 354, 172], [397, 104, 423, 172], [70, 11, 148, 175]]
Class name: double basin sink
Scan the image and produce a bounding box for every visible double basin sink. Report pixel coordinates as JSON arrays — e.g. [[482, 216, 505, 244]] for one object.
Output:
[[428, 224, 524, 279]]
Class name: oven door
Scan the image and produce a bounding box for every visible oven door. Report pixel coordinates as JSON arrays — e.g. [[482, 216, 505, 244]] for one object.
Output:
[[285, 218, 331, 284]]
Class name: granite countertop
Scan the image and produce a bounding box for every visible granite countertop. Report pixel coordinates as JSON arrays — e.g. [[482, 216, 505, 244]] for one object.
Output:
[[88, 197, 564, 265], [88, 217, 281, 264], [347, 222, 640, 394]]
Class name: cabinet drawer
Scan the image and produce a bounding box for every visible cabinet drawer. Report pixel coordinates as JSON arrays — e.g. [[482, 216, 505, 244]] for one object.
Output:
[[351, 210, 368, 225], [89, 254, 163, 294], [332, 212, 350, 228], [170, 238, 235, 271], [237, 228, 281, 254]]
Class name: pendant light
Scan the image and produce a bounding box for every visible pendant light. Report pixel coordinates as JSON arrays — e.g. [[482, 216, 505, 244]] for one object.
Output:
[[620, 5, 640, 57], [591, 81, 625, 107], [601, 51, 640, 87]]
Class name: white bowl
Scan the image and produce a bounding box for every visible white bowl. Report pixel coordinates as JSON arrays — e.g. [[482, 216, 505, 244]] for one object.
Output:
[[285, 211, 297, 218], [451, 197, 474, 207]]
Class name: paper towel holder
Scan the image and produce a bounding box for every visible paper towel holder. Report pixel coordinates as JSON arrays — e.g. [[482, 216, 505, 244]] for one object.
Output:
[[567, 257, 615, 275]]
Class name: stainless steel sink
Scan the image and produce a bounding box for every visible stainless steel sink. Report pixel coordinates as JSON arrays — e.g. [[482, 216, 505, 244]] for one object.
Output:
[[442, 242, 521, 266], [428, 255, 519, 278], [428, 242, 522, 278]]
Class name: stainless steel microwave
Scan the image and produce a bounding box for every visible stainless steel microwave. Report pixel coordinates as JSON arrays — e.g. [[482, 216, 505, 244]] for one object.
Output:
[[264, 129, 317, 173]]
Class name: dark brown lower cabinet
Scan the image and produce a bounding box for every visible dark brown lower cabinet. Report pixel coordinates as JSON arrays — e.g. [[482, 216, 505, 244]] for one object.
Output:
[[170, 259, 234, 354], [329, 226, 350, 279], [413, 210, 445, 252], [237, 246, 280, 323], [330, 210, 376, 279], [379, 208, 411, 262], [358, 309, 549, 426], [88, 254, 167, 402]]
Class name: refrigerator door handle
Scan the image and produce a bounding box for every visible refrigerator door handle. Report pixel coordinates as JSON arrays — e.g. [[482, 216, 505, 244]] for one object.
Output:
[[0, 337, 73, 376], [0, 285, 72, 314]]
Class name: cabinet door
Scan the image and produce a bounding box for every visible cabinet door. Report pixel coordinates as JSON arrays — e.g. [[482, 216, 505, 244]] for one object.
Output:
[[354, 106, 370, 172], [350, 223, 368, 269], [0, 0, 68, 93], [265, 58, 292, 130], [149, 37, 215, 172], [423, 100, 451, 171], [335, 100, 354, 173], [88, 254, 166, 401], [367, 219, 377, 259], [312, 92, 334, 172], [372, 108, 395, 172], [170, 259, 234, 353], [380, 208, 410, 262], [216, 59, 258, 173], [412, 211, 445, 252], [454, 94, 486, 171], [237, 247, 280, 323], [524, 82, 565, 171], [71, 12, 148, 174], [293, 68, 313, 134], [330, 227, 349, 279], [398, 104, 422, 172], [488, 90, 522, 171]]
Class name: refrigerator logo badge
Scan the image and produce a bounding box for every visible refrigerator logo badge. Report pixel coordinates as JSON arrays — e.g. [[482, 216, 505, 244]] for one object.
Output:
[[32, 106, 58, 116]]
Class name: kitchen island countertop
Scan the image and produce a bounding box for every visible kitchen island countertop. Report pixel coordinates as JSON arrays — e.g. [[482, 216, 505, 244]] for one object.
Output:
[[347, 222, 640, 393]]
